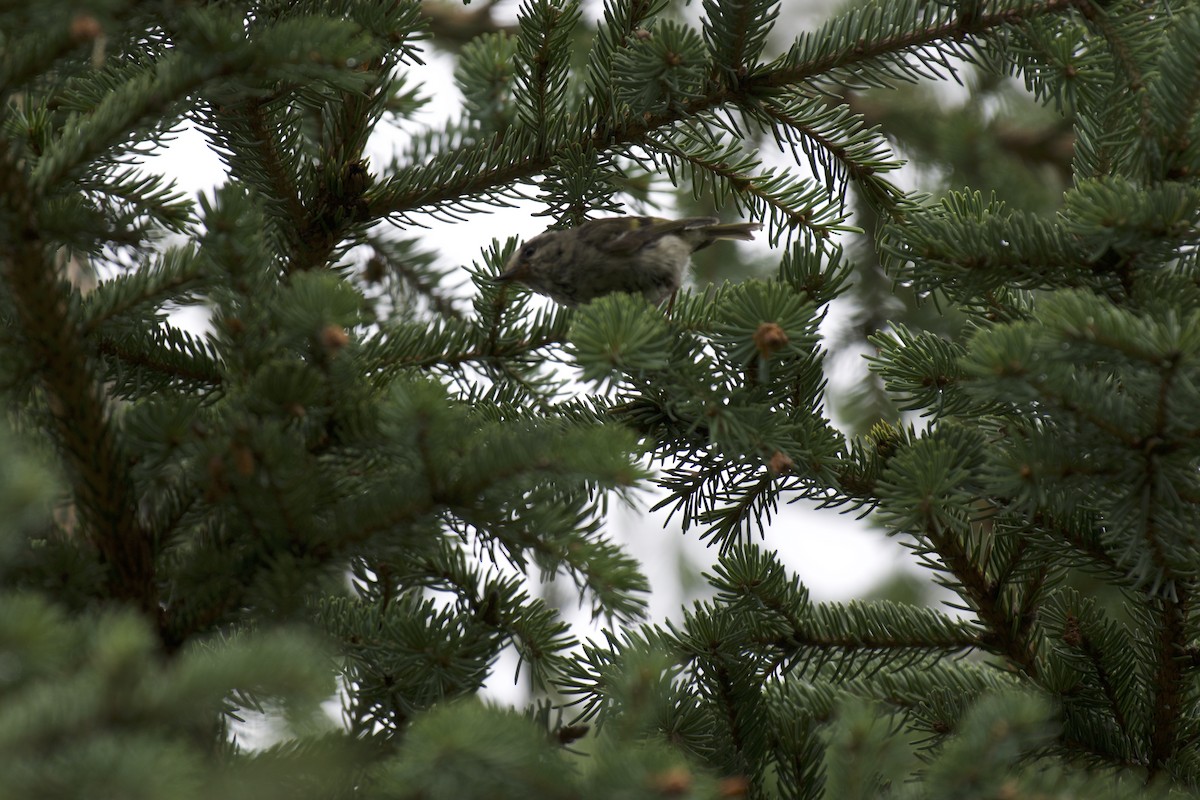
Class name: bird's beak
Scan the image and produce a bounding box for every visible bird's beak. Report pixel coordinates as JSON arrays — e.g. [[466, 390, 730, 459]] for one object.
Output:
[[496, 256, 530, 284]]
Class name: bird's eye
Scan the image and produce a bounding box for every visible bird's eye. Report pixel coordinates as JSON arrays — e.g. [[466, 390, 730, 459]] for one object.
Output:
[[520, 243, 538, 260]]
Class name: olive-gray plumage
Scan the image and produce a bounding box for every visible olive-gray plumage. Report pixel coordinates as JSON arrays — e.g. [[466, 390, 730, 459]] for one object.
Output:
[[497, 216, 762, 308]]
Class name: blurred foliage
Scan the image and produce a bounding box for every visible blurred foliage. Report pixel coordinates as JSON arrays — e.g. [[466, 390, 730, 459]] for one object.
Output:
[[3, 0, 1200, 797]]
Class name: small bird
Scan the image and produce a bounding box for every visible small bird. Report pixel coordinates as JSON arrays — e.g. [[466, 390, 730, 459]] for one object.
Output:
[[496, 216, 762, 308]]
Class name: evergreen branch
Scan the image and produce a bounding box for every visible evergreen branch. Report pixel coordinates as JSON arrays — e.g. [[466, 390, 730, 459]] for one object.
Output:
[[368, 321, 566, 375], [645, 124, 852, 242], [374, 0, 1076, 221], [288, 49, 402, 274], [82, 246, 206, 335], [704, 653, 761, 778], [993, 379, 1131, 453], [373, 128, 544, 223], [384, 543, 578, 686], [1147, 588, 1190, 776], [1071, 616, 1133, 741], [0, 141, 156, 613], [1014, 562, 1051, 661], [96, 324, 225, 391], [75, 165, 194, 238], [1131, 433, 1176, 595], [485, 355, 562, 416], [585, 0, 669, 125], [30, 49, 208, 192], [384, 255, 464, 320], [0, 12, 103, 99], [698, 470, 780, 549], [759, 599, 981, 685], [1035, 509, 1124, 576], [225, 97, 308, 250], [1070, 0, 1155, 153], [840, 91, 1075, 179], [751, 92, 908, 220], [701, 0, 779, 79], [1150, 9, 1200, 177], [920, 512, 1039, 678], [512, 0, 580, 148], [880, 191, 1123, 301], [193, 12, 396, 270], [769, 0, 1076, 90], [873, 429, 1050, 679]]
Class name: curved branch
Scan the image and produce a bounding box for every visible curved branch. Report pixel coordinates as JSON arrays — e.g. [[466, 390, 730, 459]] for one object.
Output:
[[373, 0, 1077, 221]]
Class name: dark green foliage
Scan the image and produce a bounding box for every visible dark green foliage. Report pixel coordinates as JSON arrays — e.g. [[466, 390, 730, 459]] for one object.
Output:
[[5, 0, 1200, 797]]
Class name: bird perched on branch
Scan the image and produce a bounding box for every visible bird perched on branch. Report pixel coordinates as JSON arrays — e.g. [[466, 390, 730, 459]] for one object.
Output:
[[496, 216, 762, 308]]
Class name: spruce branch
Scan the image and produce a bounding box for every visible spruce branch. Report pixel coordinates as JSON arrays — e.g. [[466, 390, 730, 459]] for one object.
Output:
[[365, 316, 568, 374], [904, 504, 1040, 677], [771, 0, 1077, 90], [211, 97, 307, 254], [512, 0, 580, 149], [586, 0, 670, 126], [1059, 604, 1135, 744], [1150, 9, 1200, 178], [30, 49, 212, 192], [374, 0, 1078, 224], [645, 124, 854, 243], [82, 246, 206, 335], [702, 0, 779, 81], [96, 324, 224, 392], [750, 92, 906, 221], [0, 11, 105, 97], [1069, 0, 1156, 147], [368, 246, 464, 320], [0, 141, 156, 614], [778, 601, 980, 668], [1148, 588, 1190, 776]]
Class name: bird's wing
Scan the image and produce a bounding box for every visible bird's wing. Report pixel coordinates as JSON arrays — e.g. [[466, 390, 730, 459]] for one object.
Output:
[[589, 216, 719, 255]]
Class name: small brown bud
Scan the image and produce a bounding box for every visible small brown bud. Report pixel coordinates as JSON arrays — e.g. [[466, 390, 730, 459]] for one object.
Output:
[[768, 450, 793, 476], [224, 316, 245, 335], [649, 767, 692, 795], [718, 775, 751, 797], [287, 403, 307, 419], [555, 723, 590, 745], [633, 27, 652, 41], [753, 322, 789, 358], [995, 779, 1021, 800], [320, 324, 350, 352], [206, 453, 228, 500], [70, 13, 103, 42], [364, 255, 387, 284], [231, 443, 255, 477]]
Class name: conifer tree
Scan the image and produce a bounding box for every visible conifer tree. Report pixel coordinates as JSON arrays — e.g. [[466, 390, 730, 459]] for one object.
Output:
[[2, 0, 1199, 798]]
